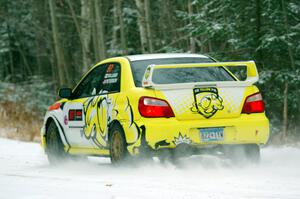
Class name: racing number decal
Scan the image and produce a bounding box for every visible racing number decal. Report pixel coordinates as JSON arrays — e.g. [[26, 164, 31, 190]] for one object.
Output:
[[191, 87, 224, 118]]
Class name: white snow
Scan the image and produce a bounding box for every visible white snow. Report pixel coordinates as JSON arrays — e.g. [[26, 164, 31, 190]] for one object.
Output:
[[0, 138, 300, 199]]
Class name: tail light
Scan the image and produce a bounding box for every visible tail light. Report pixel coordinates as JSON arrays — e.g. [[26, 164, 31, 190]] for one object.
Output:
[[138, 97, 175, 118], [242, 92, 265, 114]]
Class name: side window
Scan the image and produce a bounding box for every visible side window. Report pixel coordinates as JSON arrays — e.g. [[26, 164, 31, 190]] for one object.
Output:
[[72, 64, 107, 99], [71, 63, 121, 99], [102, 63, 121, 93]]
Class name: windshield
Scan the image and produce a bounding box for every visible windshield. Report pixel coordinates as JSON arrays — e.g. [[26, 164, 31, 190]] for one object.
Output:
[[130, 57, 235, 87]]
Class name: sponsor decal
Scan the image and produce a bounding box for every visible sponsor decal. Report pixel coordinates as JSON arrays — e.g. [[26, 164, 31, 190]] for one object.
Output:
[[191, 87, 224, 118], [173, 133, 192, 145], [64, 115, 68, 125], [103, 78, 118, 84], [104, 73, 118, 78]]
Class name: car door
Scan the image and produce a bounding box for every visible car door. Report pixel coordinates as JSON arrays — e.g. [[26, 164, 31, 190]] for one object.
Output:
[[63, 64, 108, 149], [85, 63, 121, 149], [63, 63, 121, 150]]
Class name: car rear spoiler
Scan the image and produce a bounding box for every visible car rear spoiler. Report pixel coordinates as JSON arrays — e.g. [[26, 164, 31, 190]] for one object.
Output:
[[142, 61, 259, 90]]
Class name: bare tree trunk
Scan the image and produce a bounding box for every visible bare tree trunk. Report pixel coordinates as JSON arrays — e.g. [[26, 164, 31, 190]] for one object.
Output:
[[67, 0, 91, 73], [34, 39, 42, 76], [117, 0, 127, 54], [78, 0, 92, 73], [255, 0, 263, 65], [16, 43, 32, 76], [161, 0, 174, 46], [188, 0, 196, 53], [91, 2, 98, 61], [282, 82, 288, 143], [48, 44, 57, 92], [111, 0, 118, 53], [3, 2, 15, 82], [0, 57, 3, 79], [193, 4, 204, 53], [281, 0, 295, 70], [144, 0, 153, 53], [6, 23, 15, 82], [94, 0, 106, 61], [33, 0, 47, 76], [48, 0, 69, 86], [8, 50, 14, 81], [161, 0, 169, 45], [208, 40, 212, 52], [281, 0, 298, 135], [135, 0, 148, 53]]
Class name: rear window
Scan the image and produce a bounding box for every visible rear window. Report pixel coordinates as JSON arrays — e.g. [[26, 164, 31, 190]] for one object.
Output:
[[152, 67, 234, 84], [130, 57, 235, 87]]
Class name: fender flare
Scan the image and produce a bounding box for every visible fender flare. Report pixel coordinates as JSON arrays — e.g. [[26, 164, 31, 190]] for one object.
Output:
[[45, 115, 71, 152], [108, 120, 123, 141]]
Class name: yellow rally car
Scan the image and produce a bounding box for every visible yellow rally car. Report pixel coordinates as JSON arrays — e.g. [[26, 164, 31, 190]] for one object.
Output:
[[41, 53, 269, 164]]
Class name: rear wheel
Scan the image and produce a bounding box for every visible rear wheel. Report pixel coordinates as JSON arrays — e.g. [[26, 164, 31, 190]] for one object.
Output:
[[46, 121, 69, 165], [109, 124, 128, 165], [245, 144, 260, 163], [224, 144, 260, 164], [158, 144, 193, 165]]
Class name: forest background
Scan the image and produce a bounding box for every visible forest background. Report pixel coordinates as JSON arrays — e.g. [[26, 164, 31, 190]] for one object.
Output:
[[0, 0, 299, 143]]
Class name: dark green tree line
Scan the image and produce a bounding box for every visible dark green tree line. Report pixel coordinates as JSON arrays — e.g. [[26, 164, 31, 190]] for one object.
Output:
[[0, 0, 299, 141]]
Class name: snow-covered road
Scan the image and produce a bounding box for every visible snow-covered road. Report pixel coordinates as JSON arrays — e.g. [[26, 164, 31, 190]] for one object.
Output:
[[0, 138, 299, 199]]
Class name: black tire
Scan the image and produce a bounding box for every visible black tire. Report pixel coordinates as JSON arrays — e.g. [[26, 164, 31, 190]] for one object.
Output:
[[157, 150, 178, 165], [158, 144, 192, 165], [109, 124, 128, 165], [46, 121, 69, 165], [224, 144, 260, 164], [245, 144, 260, 163]]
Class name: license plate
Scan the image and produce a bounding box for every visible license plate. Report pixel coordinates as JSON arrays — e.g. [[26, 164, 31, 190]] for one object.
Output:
[[200, 127, 224, 142]]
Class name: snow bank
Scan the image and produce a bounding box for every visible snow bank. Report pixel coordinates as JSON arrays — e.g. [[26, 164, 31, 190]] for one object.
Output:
[[0, 138, 299, 199]]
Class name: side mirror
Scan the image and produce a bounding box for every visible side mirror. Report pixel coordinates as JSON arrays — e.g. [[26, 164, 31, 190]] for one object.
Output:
[[58, 88, 72, 99]]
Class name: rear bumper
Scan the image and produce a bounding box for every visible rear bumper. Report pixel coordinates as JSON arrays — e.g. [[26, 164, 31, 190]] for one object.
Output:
[[128, 113, 269, 153]]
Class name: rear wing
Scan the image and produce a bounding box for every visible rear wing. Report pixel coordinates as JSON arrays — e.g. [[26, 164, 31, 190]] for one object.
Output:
[[142, 61, 259, 90]]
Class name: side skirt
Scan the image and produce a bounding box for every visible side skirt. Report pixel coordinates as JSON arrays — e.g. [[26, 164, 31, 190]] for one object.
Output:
[[67, 147, 110, 157]]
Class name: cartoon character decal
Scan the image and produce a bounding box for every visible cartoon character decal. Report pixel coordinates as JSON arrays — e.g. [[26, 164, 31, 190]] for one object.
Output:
[[80, 93, 193, 152], [82, 94, 147, 153], [191, 87, 224, 118], [83, 94, 118, 148]]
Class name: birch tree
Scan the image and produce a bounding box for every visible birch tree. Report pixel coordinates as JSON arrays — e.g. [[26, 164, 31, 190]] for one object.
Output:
[[117, 0, 127, 54], [188, 0, 196, 53], [80, 0, 92, 72], [93, 0, 106, 61], [48, 0, 70, 86], [144, 0, 153, 53], [135, 0, 148, 53], [110, 0, 118, 53]]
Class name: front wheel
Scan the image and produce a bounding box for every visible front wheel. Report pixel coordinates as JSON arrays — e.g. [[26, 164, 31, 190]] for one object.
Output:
[[46, 121, 69, 165], [109, 124, 128, 165]]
